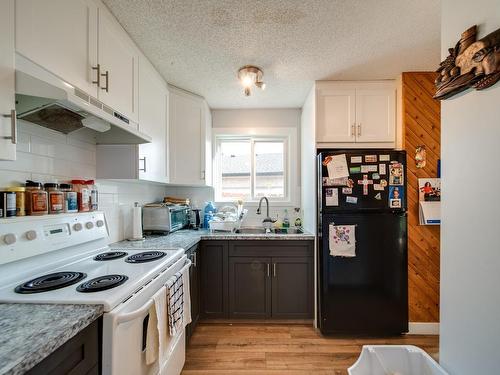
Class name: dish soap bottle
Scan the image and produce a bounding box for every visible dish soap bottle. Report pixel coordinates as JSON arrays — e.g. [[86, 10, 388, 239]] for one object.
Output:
[[282, 209, 290, 228], [294, 207, 302, 228], [274, 213, 282, 229]]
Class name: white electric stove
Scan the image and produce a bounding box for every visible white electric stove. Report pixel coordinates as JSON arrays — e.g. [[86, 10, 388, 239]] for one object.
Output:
[[0, 212, 189, 375]]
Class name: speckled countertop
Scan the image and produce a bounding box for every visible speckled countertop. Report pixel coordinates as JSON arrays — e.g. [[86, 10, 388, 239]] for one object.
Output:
[[0, 303, 103, 375], [110, 228, 314, 251]]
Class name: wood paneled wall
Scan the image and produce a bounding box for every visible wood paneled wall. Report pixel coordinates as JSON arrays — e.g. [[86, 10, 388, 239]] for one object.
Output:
[[402, 72, 441, 322]]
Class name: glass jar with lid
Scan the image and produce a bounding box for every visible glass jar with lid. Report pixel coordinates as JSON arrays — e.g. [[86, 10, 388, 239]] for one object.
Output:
[[5, 186, 26, 216], [44, 183, 64, 214], [60, 183, 78, 213], [25, 180, 48, 215]]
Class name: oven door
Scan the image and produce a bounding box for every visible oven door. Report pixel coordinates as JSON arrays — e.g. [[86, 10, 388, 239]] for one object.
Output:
[[102, 255, 189, 375]]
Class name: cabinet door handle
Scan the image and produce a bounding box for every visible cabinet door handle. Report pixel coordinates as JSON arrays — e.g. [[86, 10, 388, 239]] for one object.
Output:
[[351, 123, 356, 137], [92, 64, 101, 87], [273, 263, 276, 278], [101, 70, 109, 92], [201, 170, 205, 180], [267, 263, 270, 277], [2, 109, 17, 144], [357, 123, 361, 137], [193, 252, 197, 268], [139, 157, 147, 172]]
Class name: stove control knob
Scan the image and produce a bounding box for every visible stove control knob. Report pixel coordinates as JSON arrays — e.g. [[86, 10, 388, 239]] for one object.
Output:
[[85, 222, 94, 229], [3, 233, 17, 245], [96, 220, 104, 228], [26, 230, 37, 241], [73, 223, 83, 232]]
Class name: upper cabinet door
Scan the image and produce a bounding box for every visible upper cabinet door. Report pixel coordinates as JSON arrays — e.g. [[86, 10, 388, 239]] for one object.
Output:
[[355, 85, 396, 143], [316, 86, 356, 143], [15, 0, 98, 96], [138, 57, 168, 183], [0, 0, 16, 160], [169, 89, 205, 185], [97, 6, 138, 122]]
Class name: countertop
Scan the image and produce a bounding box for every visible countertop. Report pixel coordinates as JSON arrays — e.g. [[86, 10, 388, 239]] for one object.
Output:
[[0, 303, 103, 375], [110, 228, 315, 251]]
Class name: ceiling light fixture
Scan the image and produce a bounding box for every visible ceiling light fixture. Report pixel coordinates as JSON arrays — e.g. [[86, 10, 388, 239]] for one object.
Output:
[[238, 65, 266, 96]]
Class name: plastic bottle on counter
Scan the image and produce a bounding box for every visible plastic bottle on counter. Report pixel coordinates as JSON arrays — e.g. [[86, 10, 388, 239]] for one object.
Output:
[[86, 180, 98, 211], [6, 186, 26, 216], [25, 180, 48, 216], [60, 183, 78, 213], [282, 209, 290, 228], [72, 180, 90, 212], [203, 201, 217, 228]]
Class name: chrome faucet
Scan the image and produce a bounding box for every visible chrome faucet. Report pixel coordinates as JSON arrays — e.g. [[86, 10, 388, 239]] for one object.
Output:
[[256, 196, 274, 233]]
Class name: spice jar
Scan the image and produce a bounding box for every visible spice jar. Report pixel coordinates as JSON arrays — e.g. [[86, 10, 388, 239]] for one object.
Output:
[[6, 187, 26, 216], [72, 180, 90, 212], [0, 190, 16, 218], [60, 183, 78, 213], [86, 180, 98, 211], [44, 183, 64, 214], [25, 180, 48, 216]]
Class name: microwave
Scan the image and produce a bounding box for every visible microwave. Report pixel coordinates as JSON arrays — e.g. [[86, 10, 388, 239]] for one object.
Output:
[[142, 204, 189, 233]]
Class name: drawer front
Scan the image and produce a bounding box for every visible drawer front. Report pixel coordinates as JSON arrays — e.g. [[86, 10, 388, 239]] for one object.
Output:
[[228, 240, 313, 257]]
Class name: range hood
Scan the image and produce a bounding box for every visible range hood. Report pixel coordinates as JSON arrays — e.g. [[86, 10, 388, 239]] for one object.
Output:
[[15, 54, 151, 144]]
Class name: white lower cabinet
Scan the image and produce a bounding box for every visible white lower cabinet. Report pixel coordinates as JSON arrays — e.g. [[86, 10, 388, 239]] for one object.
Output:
[[0, 0, 16, 161], [168, 87, 211, 186]]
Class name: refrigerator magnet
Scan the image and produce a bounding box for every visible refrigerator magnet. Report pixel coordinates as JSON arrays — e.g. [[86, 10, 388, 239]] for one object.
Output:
[[331, 177, 349, 186], [361, 165, 378, 173], [389, 163, 404, 185], [372, 173, 380, 180], [389, 186, 404, 208], [365, 155, 378, 163], [342, 187, 353, 194], [346, 178, 354, 188], [380, 179, 388, 187], [379, 164, 387, 175], [346, 196, 358, 204], [379, 154, 390, 161], [323, 177, 335, 186], [374, 192, 382, 200], [322, 155, 333, 166], [349, 166, 361, 174], [326, 188, 339, 206], [351, 156, 362, 163], [373, 184, 384, 191]]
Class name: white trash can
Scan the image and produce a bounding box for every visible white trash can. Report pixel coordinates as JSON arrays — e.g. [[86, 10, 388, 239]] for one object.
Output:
[[348, 345, 448, 375]]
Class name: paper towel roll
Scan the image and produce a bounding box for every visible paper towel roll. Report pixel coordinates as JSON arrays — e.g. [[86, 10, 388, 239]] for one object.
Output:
[[132, 202, 143, 239]]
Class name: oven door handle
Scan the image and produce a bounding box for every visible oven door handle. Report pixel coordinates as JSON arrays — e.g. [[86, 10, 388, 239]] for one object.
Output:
[[115, 257, 191, 326]]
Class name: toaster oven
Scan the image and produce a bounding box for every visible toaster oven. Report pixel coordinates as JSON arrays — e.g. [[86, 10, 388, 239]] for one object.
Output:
[[142, 204, 189, 233]]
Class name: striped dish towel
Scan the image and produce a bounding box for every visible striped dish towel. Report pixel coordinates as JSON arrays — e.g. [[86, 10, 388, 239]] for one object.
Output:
[[166, 272, 184, 336]]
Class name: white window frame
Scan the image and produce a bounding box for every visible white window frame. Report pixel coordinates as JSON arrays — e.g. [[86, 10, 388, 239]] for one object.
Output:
[[213, 127, 298, 206]]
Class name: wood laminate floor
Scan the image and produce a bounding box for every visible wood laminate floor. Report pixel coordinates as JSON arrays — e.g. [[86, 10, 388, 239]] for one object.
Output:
[[182, 322, 439, 375]]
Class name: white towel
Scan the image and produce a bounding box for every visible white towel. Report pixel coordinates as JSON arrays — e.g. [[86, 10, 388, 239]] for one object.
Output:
[[145, 286, 167, 365], [329, 224, 356, 257], [182, 265, 192, 328], [166, 273, 184, 336]]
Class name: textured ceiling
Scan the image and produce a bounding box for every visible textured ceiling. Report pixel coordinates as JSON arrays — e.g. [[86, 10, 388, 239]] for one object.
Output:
[[102, 0, 441, 109]]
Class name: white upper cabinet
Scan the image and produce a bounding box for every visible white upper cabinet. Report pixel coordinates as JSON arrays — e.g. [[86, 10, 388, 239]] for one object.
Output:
[[97, 5, 139, 123], [15, 0, 98, 96], [355, 85, 396, 143], [137, 57, 168, 182], [168, 87, 211, 186], [316, 87, 356, 142], [0, 0, 16, 160], [315, 81, 396, 145]]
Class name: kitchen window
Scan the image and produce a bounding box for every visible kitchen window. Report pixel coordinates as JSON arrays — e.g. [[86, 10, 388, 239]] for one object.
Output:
[[214, 137, 288, 202]]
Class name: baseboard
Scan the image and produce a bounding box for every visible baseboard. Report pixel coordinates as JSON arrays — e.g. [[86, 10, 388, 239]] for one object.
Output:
[[408, 322, 440, 335]]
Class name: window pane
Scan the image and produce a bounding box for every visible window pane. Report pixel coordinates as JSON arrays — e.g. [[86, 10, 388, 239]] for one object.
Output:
[[220, 141, 251, 200], [254, 141, 285, 199]]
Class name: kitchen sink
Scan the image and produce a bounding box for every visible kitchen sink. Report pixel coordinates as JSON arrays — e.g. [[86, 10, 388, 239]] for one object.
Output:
[[235, 227, 303, 234]]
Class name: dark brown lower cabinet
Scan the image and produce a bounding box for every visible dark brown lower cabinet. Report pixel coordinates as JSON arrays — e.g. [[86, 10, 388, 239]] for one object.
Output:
[[200, 240, 314, 320], [228, 257, 272, 318], [27, 318, 100, 375]]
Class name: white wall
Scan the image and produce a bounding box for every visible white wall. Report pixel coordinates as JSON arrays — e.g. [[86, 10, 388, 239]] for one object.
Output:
[[211, 108, 303, 227], [440, 2, 500, 374], [0, 121, 167, 243]]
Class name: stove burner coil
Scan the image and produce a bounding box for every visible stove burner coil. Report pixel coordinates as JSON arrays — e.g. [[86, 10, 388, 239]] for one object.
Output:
[[125, 251, 167, 263], [76, 275, 128, 293], [15, 272, 87, 294], [93, 251, 128, 261]]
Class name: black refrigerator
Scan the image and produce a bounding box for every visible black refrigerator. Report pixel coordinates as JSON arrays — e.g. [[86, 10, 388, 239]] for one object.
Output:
[[317, 149, 408, 335]]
